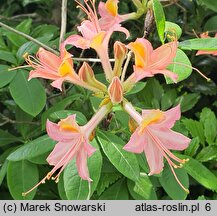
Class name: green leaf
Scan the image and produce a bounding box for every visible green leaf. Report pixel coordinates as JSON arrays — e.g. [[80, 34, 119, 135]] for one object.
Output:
[[196, 145, 217, 162], [0, 65, 16, 88], [197, 0, 217, 12], [159, 163, 189, 200], [165, 21, 182, 40], [134, 175, 157, 200], [177, 93, 200, 112], [41, 94, 83, 129], [204, 16, 217, 31], [126, 82, 146, 95], [96, 172, 122, 196], [9, 70, 46, 116], [0, 51, 17, 64], [185, 137, 200, 157], [127, 179, 145, 200], [0, 160, 8, 186], [16, 19, 32, 34], [0, 129, 21, 147], [63, 139, 102, 200], [7, 160, 39, 199], [22, 0, 42, 6], [58, 174, 67, 200], [166, 49, 192, 84], [152, 0, 166, 43], [16, 35, 53, 62], [31, 24, 59, 38], [161, 89, 177, 110], [49, 110, 87, 125], [7, 135, 56, 161], [15, 106, 34, 139], [99, 178, 129, 200], [176, 153, 217, 192], [179, 38, 217, 51], [97, 131, 140, 181], [182, 119, 205, 145], [200, 108, 217, 145]]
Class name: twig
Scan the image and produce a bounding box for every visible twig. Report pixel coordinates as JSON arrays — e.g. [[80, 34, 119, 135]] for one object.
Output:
[[0, 113, 40, 126], [73, 57, 115, 62], [59, 0, 68, 46], [121, 51, 132, 83], [0, 21, 59, 55]]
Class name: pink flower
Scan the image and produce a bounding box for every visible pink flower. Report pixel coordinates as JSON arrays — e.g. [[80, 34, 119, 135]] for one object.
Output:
[[124, 38, 178, 90], [22, 102, 112, 196], [63, 0, 129, 81], [196, 32, 217, 56], [24, 47, 81, 91], [123, 102, 191, 192]]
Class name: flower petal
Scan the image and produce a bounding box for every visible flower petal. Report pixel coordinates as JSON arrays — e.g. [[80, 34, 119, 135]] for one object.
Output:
[[28, 69, 60, 81], [150, 42, 177, 69], [76, 148, 92, 181], [46, 119, 80, 142], [151, 69, 178, 83], [144, 135, 164, 175], [64, 35, 90, 49], [123, 129, 146, 153], [46, 140, 76, 166], [51, 78, 65, 91], [150, 128, 190, 151], [83, 140, 96, 157], [37, 48, 61, 71]]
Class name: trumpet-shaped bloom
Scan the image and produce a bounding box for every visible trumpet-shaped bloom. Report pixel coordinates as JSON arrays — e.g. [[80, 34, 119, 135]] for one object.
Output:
[[22, 103, 112, 196], [196, 32, 217, 56], [63, 0, 129, 81], [123, 103, 191, 192], [124, 38, 178, 88]]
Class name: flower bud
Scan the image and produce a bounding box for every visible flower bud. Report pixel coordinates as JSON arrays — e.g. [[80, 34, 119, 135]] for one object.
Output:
[[108, 76, 123, 104], [113, 41, 127, 77], [79, 62, 106, 92]]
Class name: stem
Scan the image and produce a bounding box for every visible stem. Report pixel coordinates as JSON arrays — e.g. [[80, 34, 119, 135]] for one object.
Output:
[[0, 22, 59, 55], [121, 51, 132, 82], [123, 101, 142, 124], [59, 0, 68, 46], [82, 103, 112, 138]]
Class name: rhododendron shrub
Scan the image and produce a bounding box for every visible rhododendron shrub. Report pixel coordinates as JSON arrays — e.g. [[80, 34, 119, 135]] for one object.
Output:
[[1, 0, 217, 200]]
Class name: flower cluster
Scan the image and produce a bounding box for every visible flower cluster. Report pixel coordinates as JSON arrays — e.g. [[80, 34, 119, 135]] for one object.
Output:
[[22, 0, 191, 196]]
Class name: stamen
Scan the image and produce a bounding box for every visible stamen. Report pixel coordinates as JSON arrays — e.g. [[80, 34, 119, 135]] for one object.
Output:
[[170, 61, 211, 81], [8, 65, 32, 71], [168, 161, 189, 193]]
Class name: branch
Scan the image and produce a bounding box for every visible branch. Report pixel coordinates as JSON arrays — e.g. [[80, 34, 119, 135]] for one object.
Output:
[[59, 0, 68, 47], [0, 21, 59, 55]]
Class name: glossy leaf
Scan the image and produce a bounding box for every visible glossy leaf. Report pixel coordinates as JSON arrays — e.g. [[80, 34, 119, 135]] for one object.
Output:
[[7, 160, 39, 199], [176, 153, 217, 192], [63, 139, 102, 200], [99, 178, 129, 200], [166, 49, 192, 84], [9, 70, 46, 116], [134, 175, 157, 200], [0, 51, 17, 64], [165, 21, 182, 40], [7, 135, 56, 161], [152, 0, 166, 43], [97, 131, 140, 181], [0, 65, 16, 88], [179, 38, 217, 51], [200, 108, 217, 145], [159, 163, 189, 200], [0, 129, 21, 147], [196, 145, 217, 162], [184, 137, 200, 157], [197, 0, 217, 12]]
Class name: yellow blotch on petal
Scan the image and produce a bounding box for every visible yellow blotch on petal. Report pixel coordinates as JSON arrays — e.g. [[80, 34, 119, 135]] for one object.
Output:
[[105, 0, 118, 16], [90, 32, 106, 49], [129, 41, 147, 68], [139, 110, 165, 134], [58, 59, 73, 77], [59, 120, 79, 133]]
